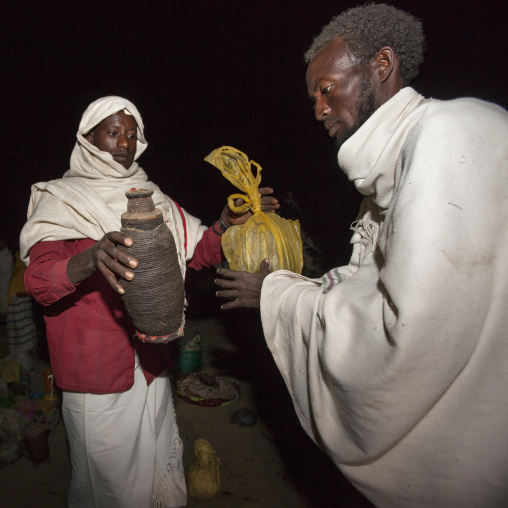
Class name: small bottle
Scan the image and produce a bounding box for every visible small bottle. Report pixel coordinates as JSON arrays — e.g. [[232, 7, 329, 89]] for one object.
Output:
[[19, 369, 31, 387], [43, 368, 59, 405], [179, 329, 203, 374], [43, 368, 54, 394]]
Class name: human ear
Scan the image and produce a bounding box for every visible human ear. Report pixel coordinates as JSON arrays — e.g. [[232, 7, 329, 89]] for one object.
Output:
[[376, 46, 396, 83], [85, 131, 94, 144]]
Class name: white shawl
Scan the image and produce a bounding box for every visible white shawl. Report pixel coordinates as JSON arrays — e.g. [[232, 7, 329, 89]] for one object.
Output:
[[20, 96, 202, 272], [260, 88, 508, 507]]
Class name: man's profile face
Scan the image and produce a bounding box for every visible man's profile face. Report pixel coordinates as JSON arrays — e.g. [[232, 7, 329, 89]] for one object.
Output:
[[86, 111, 138, 169], [306, 37, 377, 150]]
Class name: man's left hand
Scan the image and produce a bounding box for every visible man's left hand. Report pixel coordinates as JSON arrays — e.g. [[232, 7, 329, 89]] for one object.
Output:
[[215, 259, 271, 309]]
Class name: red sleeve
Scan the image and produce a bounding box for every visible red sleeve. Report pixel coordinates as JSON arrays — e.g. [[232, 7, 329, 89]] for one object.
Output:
[[24, 239, 95, 306], [187, 224, 224, 270]]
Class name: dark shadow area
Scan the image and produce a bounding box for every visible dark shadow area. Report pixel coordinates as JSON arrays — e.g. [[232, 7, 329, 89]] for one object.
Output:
[[185, 272, 374, 507]]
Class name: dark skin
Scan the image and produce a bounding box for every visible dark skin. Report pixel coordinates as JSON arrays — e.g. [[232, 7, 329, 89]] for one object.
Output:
[[86, 111, 138, 169], [215, 36, 402, 310], [67, 111, 280, 293]]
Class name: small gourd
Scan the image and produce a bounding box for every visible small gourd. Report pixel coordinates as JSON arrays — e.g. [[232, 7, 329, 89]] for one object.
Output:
[[186, 438, 221, 500]]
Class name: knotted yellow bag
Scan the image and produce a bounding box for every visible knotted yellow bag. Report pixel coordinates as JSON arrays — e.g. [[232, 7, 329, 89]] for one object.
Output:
[[205, 146, 303, 274]]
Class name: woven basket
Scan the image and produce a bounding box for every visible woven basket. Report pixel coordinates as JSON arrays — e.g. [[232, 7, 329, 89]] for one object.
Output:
[[119, 189, 185, 343]]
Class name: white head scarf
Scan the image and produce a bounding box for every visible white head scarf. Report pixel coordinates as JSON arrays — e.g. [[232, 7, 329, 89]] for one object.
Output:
[[20, 96, 186, 272], [67, 96, 148, 180]]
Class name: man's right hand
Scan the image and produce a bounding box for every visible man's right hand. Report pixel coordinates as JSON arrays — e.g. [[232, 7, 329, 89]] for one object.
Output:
[[67, 232, 138, 294], [214, 259, 271, 310]]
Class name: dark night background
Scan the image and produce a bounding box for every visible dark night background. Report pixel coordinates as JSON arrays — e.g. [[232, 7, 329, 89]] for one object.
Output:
[[1, 0, 507, 272]]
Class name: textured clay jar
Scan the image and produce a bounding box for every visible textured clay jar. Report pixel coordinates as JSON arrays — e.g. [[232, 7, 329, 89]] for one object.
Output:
[[119, 188, 185, 343]]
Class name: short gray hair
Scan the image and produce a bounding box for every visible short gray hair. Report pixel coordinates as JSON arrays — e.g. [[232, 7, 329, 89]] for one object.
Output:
[[304, 3, 425, 86]]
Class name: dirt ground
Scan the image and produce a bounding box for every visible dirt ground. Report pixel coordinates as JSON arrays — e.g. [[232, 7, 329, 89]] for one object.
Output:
[[0, 277, 373, 508]]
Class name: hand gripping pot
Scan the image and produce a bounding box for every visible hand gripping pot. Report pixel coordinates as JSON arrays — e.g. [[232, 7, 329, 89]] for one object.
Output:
[[118, 189, 185, 343], [205, 146, 303, 274]]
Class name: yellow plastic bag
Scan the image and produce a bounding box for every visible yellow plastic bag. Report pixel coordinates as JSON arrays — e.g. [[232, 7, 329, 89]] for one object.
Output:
[[205, 146, 303, 274]]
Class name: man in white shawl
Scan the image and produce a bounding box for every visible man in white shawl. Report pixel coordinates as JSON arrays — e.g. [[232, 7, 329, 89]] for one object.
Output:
[[20, 96, 278, 508], [215, 4, 508, 507]]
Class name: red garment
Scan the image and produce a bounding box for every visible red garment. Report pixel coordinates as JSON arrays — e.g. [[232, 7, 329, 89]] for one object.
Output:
[[25, 228, 223, 394]]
